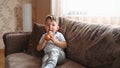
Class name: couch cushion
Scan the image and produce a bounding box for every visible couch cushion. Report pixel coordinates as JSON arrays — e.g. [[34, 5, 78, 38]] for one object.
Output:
[[5, 53, 42, 68], [27, 23, 45, 56], [5, 53, 86, 68], [59, 17, 120, 68], [56, 59, 86, 68]]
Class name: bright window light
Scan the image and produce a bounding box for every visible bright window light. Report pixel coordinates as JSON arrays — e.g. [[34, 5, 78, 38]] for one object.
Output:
[[62, 0, 120, 17]]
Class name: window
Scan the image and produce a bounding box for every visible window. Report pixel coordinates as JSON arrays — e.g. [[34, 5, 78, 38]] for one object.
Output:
[[52, 0, 120, 25], [62, 0, 120, 17]]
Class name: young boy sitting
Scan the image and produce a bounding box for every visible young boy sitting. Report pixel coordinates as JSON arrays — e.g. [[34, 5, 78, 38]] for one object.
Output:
[[37, 15, 67, 68]]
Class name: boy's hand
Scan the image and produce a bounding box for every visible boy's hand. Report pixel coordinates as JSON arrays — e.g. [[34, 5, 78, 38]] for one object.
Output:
[[45, 34, 51, 41], [45, 31, 53, 41]]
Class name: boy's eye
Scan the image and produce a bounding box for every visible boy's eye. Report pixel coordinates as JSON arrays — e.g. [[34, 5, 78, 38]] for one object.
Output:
[[46, 25, 49, 26], [46, 24, 50, 26], [52, 24, 55, 26]]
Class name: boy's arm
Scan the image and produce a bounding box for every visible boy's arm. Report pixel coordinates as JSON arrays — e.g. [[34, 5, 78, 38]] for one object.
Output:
[[50, 36, 67, 49], [37, 34, 49, 51], [53, 40, 67, 49], [37, 39, 47, 51]]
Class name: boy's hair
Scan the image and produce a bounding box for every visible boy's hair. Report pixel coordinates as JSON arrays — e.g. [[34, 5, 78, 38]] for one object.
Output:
[[45, 15, 59, 24]]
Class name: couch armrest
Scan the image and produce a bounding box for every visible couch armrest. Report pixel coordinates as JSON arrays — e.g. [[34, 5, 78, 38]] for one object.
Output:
[[3, 32, 31, 57]]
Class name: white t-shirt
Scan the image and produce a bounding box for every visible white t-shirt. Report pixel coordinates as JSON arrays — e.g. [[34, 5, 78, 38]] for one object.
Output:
[[39, 31, 66, 53]]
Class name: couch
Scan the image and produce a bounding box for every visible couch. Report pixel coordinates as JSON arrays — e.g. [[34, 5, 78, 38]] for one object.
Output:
[[3, 17, 120, 68]]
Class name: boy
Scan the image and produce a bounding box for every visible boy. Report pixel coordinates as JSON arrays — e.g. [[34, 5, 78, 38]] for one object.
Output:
[[37, 15, 67, 68]]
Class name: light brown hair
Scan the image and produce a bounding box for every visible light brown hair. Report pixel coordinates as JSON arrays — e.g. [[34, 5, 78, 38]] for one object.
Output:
[[45, 15, 59, 24]]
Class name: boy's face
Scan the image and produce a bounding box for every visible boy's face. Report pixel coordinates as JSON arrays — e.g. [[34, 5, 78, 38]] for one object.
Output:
[[45, 19, 59, 34]]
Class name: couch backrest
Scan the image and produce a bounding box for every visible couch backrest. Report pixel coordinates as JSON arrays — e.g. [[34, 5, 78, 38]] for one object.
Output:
[[59, 17, 120, 68], [28, 18, 120, 68], [27, 23, 45, 57]]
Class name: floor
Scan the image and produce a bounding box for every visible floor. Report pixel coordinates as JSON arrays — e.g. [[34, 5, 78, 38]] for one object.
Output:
[[0, 49, 4, 68]]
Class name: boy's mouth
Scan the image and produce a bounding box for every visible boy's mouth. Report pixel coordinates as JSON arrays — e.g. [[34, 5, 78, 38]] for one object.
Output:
[[48, 30, 52, 33], [49, 30, 53, 32]]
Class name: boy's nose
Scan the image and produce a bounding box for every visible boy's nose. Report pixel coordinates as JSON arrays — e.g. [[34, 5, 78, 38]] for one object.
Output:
[[49, 26, 52, 30]]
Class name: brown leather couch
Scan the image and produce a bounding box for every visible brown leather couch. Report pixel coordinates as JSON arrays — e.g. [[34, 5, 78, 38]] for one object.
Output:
[[3, 17, 120, 68]]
